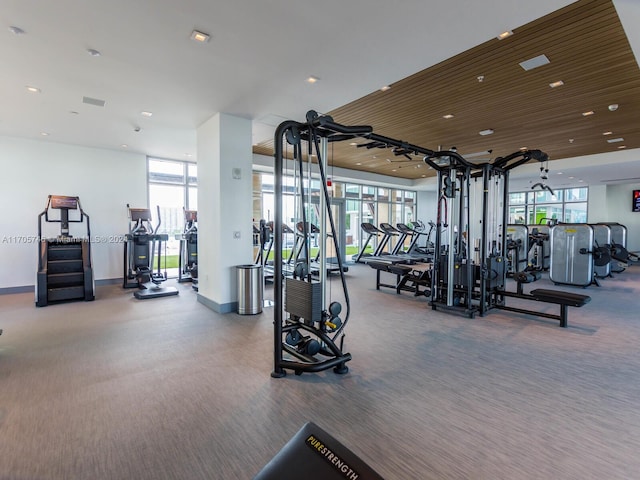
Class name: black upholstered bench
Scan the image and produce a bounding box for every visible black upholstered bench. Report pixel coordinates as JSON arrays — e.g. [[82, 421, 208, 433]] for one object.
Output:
[[530, 289, 591, 307], [528, 288, 590, 328], [499, 285, 591, 328], [367, 261, 413, 292], [254, 422, 385, 480]]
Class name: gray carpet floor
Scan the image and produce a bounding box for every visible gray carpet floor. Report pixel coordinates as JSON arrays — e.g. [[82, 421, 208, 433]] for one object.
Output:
[[1, 264, 639, 479]]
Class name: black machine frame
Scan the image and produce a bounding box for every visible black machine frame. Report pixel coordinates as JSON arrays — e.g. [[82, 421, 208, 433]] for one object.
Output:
[[123, 205, 179, 300], [272, 112, 358, 377], [36, 195, 95, 307], [273, 112, 589, 343], [177, 208, 198, 283]]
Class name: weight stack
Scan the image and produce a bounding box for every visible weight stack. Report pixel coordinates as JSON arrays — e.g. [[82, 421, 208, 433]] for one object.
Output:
[[285, 278, 322, 323]]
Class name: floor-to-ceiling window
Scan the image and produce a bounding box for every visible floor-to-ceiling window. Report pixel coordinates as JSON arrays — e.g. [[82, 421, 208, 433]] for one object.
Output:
[[147, 157, 198, 273], [253, 171, 418, 260], [508, 186, 588, 224]]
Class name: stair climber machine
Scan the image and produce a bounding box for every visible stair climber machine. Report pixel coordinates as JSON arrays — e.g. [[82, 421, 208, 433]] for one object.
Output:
[[36, 195, 95, 307], [123, 205, 179, 300], [177, 208, 198, 285]]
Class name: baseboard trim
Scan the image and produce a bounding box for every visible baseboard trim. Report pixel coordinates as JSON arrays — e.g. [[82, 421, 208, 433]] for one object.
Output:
[[197, 293, 237, 314], [0, 285, 33, 295], [1, 277, 122, 296]]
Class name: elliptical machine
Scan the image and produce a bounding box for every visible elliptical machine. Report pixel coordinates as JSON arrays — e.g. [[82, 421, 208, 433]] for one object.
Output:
[[123, 205, 179, 299], [177, 208, 198, 284]]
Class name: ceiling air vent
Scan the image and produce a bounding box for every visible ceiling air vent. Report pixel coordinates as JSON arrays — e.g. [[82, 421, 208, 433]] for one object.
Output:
[[600, 177, 640, 183], [519, 54, 550, 71], [82, 96, 106, 107]]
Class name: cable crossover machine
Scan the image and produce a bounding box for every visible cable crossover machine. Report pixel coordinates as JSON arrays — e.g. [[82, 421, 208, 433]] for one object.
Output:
[[271, 111, 356, 377], [272, 111, 590, 372]]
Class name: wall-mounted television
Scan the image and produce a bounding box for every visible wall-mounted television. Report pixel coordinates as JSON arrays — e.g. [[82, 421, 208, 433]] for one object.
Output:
[[633, 189, 640, 212]]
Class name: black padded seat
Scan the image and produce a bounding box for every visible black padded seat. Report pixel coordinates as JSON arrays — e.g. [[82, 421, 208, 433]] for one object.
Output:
[[254, 422, 385, 480], [367, 261, 412, 275], [530, 289, 591, 307], [387, 264, 414, 276]]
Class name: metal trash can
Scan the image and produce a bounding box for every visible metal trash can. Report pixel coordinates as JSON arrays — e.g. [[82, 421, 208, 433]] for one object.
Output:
[[236, 264, 263, 315]]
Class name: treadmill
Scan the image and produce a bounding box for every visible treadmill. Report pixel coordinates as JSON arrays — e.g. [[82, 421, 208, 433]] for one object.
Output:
[[292, 221, 348, 275], [353, 222, 415, 265], [394, 223, 432, 262]]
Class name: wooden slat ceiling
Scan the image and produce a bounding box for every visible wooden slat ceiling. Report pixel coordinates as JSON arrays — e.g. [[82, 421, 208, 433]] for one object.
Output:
[[254, 0, 640, 180]]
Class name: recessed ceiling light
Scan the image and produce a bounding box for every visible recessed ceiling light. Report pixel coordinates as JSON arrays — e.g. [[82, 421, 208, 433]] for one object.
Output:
[[422, 175, 426, 178], [557, 172, 563, 175], [603, 131, 613, 135], [121, 144, 128, 148], [391, 169, 397, 172], [9, 26, 26, 35], [497, 30, 513, 40], [141, 111, 153, 117], [569, 139, 574, 143], [520, 146, 527, 151], [582, 111, 594, 116], [40, 132, 49, 136], [185, 153, 192, 157], [26, 86, 40, 93], [349, 142, 358, 146], [608, 104, 619, 111], [578, 180, 584, 183], [87, 48, 101, 57], [549, 80, 564, 88], [607, 137, 624, 143], [479, 129, 494, 136], [443, 114, 454, 119], [380, 85, 391, 92], [618, 145, 626, 149], [306, 76, 320, 84], [519, 54, 550, 71], [190, 30, 210, 43], [356, 162, 362, 166], [569, 176, 575, 179]]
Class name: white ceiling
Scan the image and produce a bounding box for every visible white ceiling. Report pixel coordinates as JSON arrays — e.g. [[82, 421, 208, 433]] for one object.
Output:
[[2, 0, 639, 190]]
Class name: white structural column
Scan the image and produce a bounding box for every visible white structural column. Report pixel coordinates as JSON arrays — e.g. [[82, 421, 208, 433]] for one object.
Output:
[[196, 113, 253, 313]]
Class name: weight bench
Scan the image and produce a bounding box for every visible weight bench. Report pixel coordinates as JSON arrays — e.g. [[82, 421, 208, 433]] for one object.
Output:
[[528, 289, 591, 327], [254, 422, 385, 479], [367, 261, 414, 293], [499, 272, 591, 327]]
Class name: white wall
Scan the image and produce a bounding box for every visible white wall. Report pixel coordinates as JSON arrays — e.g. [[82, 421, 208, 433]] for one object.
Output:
[[417, 190, 437, 222], [605, 183, 640, 251], [587, 183, 640, 251], [586, 185, 608, 222], [1, 135, 636, 292], [0, 136, 147, 289], [197, 114, 253, 312]]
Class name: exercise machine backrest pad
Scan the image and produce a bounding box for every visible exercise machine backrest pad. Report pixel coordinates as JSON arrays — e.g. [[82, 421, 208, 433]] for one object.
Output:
[[253, 422, 385, 480]]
